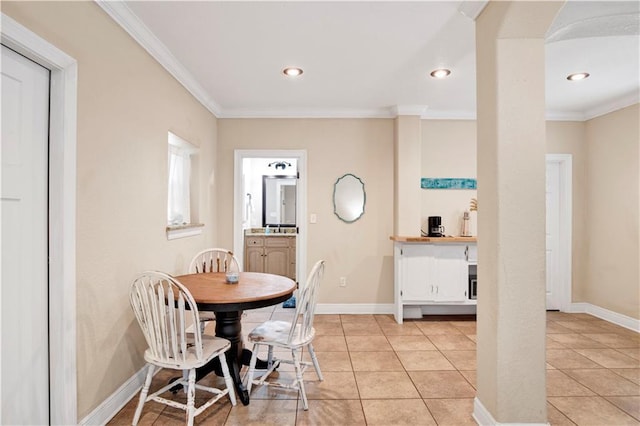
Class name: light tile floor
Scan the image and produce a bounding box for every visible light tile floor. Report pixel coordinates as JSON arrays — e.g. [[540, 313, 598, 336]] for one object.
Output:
[[109, 309, 640, 425]]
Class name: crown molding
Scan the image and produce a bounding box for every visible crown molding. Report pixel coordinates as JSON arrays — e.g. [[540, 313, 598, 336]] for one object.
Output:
[[421, 109, 477, 120], [583, 91, 639, 121], [392, 105, 429, 117], [546, 92, 640, 122], [95, 0, 222, 117], [458, 0, 489, 21], [220, 106, 478, 119], [545, 110, 586, 121], [219, 107, 395, 119]]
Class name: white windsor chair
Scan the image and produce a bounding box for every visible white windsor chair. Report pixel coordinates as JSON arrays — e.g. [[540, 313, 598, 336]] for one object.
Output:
[[243, 260, 325, 410], [130, 271, 236, 426], [188, 248, 240, 332]]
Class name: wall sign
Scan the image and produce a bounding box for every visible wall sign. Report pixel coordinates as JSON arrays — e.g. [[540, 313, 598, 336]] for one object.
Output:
[[421, 178, 477, 190]]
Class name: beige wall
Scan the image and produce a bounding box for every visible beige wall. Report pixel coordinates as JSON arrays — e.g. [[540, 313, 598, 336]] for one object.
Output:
[[3, 1, 219, 419], [585, 104, 640, 319], [217, 119, 395, 304], [5, 1, 638, 420], [421, 120, 478, 235], [422, 120, 591, 307]]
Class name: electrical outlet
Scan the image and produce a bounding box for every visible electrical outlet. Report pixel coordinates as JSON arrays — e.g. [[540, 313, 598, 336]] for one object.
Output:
[[339, 277, 347, 287]]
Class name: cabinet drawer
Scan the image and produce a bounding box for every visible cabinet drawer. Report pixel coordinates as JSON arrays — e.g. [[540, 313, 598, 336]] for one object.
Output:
[[265, 236, 290, 248], [245, 236, 264, 247]]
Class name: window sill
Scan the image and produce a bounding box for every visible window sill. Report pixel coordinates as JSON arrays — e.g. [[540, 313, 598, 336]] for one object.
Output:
[[166, 223, 204, 240]]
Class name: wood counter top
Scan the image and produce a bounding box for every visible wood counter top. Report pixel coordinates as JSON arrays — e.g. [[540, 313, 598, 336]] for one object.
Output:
[[390, 236, 477, 243]]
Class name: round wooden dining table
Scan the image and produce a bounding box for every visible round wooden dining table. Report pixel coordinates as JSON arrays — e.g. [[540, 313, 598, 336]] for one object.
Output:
[[174, 271, 296, 405]]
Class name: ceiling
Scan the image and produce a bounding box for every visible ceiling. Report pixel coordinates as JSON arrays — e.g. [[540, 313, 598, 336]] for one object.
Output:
[[104, 1, 639, 120]]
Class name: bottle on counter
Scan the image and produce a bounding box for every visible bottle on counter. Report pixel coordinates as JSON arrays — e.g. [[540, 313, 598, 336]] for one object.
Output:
[[461, 211, 471, 237]]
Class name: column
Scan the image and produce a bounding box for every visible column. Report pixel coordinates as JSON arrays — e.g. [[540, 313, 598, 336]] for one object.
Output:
[[394, 114, 422, 236], [475, 1, 564, 423]]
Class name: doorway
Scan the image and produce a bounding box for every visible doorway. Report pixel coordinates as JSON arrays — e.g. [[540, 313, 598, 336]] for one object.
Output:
[[1, 14, 78, 424], [545, 154, 572, 311], [233, 150, 307, 283]]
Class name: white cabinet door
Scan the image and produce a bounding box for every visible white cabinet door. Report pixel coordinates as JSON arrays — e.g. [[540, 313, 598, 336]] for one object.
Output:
[[400, 244, 434, 301], [431, 245, 467, 302]]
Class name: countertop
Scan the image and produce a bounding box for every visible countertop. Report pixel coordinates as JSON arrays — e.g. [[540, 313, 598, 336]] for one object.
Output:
[[245, 228, 297, 236], [390, 236, 477, 243]]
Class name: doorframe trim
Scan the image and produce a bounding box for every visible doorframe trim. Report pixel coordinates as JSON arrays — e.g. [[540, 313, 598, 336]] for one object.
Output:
[[233, 150, 307, 283], [546, 154, 573, 312], [2, 13, 78, 424]]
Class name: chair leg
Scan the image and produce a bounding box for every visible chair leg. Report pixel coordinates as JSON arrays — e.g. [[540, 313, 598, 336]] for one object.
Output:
[[186, 368, 196, 426], [307, 343, 324, 381], [218, 351, 237, 406], [245, 343, 259, 393], [132, 364, 154, 425], [292, 348, 308, 410], [267, 345, 274, 369]]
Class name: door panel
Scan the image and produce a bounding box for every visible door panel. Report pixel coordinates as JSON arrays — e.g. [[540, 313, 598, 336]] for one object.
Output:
[[264, 247, 289, 277], [401, 245, 433, 301], [1, 45, 50, 425], [432, 245, 466, 302]]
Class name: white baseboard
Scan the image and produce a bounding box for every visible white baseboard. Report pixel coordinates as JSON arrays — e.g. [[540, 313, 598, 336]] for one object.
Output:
[[473, 397, 550, 426], [421, 304, 477, 315], [79, 364, 149, 425], [316, 303, 394, 315], [568, 302, 640, 333]]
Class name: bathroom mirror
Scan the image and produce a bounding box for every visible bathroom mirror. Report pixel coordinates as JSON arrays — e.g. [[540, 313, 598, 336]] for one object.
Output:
[[262, 175, 297, 227], [333, 173, 366, 223]]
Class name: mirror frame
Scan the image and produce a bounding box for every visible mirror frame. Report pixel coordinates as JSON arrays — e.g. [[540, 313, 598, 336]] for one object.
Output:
[[333, 173, 366, 223], [262, 175, 297, 227]]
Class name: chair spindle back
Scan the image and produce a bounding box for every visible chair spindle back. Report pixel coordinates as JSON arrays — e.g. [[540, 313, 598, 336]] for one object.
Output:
[[189, 248, 239, 274], [130, 271, 203, 364], [288, 260, 325, 344]]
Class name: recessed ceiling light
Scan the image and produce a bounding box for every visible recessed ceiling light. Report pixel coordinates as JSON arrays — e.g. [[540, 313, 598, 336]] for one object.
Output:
[[283, 67, 303, 77], [430, 68, 451, 79], [566, 72, 590, 81]]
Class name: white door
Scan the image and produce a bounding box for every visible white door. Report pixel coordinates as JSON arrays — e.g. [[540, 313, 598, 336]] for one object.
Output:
[[546, 160, 561, 310], [1, 45, 50, 424]]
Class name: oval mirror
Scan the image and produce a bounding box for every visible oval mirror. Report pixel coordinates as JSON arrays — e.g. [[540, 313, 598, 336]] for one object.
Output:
[[333, 173, 366, 223]]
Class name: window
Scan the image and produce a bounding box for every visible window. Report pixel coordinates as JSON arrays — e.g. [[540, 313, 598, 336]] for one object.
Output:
[[167, 132, 202, 239]]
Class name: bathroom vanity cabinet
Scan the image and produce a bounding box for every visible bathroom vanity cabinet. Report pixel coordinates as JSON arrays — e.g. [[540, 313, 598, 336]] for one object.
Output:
[[244, 235, 296, 281], [391, 236, 477, 323]]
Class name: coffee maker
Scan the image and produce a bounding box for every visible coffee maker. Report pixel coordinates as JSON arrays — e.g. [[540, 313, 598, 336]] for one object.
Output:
[[428, 216, 445, 237]]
